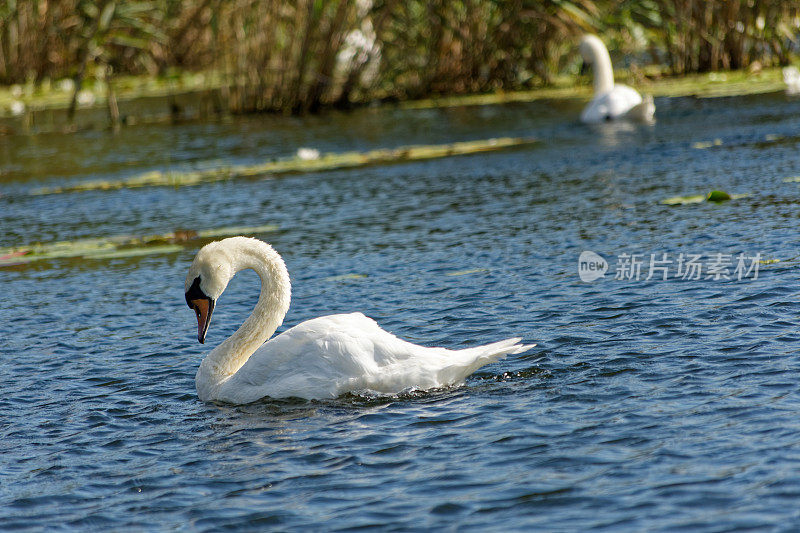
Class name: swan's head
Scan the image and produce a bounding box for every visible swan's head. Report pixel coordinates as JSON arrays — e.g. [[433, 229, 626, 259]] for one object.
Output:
[[185, 240, 235, 344]]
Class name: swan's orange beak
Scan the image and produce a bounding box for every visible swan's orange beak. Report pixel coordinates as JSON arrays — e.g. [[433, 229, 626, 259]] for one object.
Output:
[[186, 275, 214, 344], [189, 298, 214, 344]]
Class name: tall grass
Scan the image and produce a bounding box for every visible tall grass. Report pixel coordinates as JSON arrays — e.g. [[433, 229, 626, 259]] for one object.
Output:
[[376, 0, 597, 99], [1, 0, 799, 115], [610, 1, 800, 74], [0, 0, 163, 84]]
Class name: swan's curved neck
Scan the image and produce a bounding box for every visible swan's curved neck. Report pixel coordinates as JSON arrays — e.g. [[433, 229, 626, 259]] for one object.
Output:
[[198, 240, 291, 392], [583, 37, 615, 94]]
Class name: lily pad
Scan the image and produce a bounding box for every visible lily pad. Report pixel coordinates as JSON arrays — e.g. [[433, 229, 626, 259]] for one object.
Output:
[[706, 190, 732, 202]]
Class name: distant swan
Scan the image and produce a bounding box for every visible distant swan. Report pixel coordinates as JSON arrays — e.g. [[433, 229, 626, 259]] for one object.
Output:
[[783, 66, 800, 94], [579, 34, 655, 123], [185, 237, 534, 403]]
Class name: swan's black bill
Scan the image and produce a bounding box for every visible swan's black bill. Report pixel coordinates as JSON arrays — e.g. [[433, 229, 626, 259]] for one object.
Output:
[[186, 276, 214, 344]]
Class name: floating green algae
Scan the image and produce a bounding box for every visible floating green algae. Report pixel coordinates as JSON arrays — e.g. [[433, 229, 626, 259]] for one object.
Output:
[[0, 224, 278, 266], [692, 139, 724, 149], [661, 191, 750, 205], [661, 194, 706, 205], [85, 244, 187, 260], [324, 273, 368, 282], [445, 268, 490, 276], [31, 137, 537, 196], [692, 132, 800, 152]]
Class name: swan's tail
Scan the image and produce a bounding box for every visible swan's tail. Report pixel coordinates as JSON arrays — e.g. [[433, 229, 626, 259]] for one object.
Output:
[[625, 94, 655, 123], [784, 66, 800, 84], [784, 66, 800, 93], [438, 338, 535, 384]]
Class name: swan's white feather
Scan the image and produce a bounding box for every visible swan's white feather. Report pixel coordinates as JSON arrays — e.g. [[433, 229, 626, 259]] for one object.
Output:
[[784, 66, 800, 94], [215, 312, 530, 403], [581, 84, 644, 123]]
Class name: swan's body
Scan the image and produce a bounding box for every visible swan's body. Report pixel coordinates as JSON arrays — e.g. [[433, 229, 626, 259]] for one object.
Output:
[[185, 237, 534, 403], [579, 34, 655, 123]]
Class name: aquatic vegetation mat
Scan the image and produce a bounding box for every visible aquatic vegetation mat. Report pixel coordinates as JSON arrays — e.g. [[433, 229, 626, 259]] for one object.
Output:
[[0, 224, 278, 266], [661, 190, 751, 205], [401, 68, 786, 110], [693, 133, 800, 151], [31, 137, 537, 196], [445, 268, 489, 276], [324, 273, 368, 282]]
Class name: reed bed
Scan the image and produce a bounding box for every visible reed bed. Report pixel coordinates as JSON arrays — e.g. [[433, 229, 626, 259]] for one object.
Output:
[[609, 1, 800, 74], [1, 1, 799, 116]]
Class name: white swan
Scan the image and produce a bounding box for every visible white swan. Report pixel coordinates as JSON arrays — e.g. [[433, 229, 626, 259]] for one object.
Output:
[[783, 66, 800, 94], [184, 237, 534, 403], [579, 34, 655, 123]]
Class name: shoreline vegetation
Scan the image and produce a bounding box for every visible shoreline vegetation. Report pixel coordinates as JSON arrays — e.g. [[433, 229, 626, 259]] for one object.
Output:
[[0, 65, 791, 134], [1, 1, 799, 131]]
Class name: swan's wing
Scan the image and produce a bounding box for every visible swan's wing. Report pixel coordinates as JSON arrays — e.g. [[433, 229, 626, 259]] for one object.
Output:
[[582, 85, 643, 122], [606, 85, 643, 117], [784, 66, 800, 93], [623, 94, 655, 123], [784, 66, 800, 84], [223, 313, 433, 399], [219, 312, 532, 401]]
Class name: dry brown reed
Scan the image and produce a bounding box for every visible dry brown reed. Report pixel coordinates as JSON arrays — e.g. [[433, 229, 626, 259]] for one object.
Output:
[[1, 0, 798, 115]]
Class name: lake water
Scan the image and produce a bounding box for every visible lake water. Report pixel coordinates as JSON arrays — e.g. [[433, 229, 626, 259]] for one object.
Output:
[[3, 92, 800, 531]]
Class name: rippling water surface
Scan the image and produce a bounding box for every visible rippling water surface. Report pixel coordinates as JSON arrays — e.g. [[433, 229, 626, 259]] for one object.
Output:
[[3, 93, 800, 531]]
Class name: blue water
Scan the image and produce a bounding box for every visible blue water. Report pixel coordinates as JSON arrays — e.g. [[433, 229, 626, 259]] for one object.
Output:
[[3, 92, 800, 530]]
